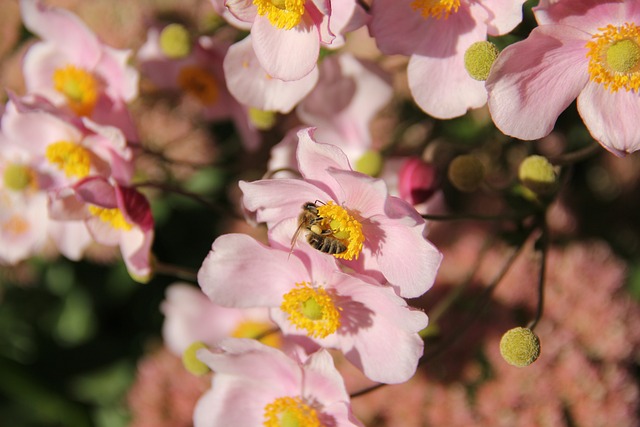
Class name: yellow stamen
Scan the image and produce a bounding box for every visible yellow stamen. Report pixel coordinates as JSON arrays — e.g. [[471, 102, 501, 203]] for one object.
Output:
[[88, 205, 132, 231], [177, 66, 219, 105], [45, 141, 91, 178], [411, 0, 460, 19], [3, 164, 38, 191], [263, 396, 321, 427], [232, 320, 281, 348], [2, 215, 30, 236], [281, 282, 340, 339], [253, 0, 306, 30], [586, 23, 640, 92], [52, 65, 99, 116], [316, 201, 364, 261]]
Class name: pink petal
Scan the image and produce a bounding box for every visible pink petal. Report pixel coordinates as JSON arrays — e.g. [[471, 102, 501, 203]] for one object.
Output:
[[577, 82, 640, 156], [21, 42, 70, 102], [535, 0, 625, 31], [482, 0, 527, 36], [297, 128, 352, 191], [116, 186, 153, 231], [198, 233, 309, 307], [120, 227, 154, 281], [330, 169, 388, 217], [48, 219, 91, 260], [368, 0, 430, 56], [486, 24, 590, 140], [74, 177, 118, 208], [225, 0, 257, 23], [252, 14, 320, 81]]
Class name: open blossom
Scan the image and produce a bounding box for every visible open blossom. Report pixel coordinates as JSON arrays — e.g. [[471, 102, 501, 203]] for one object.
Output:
[[194, 339, 363, 427], [48, 176, 154, 282], [224, 0, 364, 81], [19, 0, 138, 139], [368, 0, 526, 118], [240, 127, 442, 298], [198, 225, 428, 384], [161, 283, 278, 355], [486, 0, 640, 156]]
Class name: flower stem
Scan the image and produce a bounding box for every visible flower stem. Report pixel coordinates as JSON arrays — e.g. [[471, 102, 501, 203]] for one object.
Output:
[[526, 223, 548, 331], [153, 260, 198, 282]]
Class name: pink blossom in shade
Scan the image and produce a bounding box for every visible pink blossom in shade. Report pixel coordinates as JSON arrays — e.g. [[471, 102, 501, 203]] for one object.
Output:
[[137, 29, 261, 151], [48, 176, 154, 282], [19, 0, 139, 140], [296, 53, 393, 162], [240, 127, 442, 298], [193, 339, 364, 427], [161, 282, 278, 356], [198, 225, 428, 384], [224, 0, 363, 81], [223, 35, 319, 113], [368, 0, 526, 119], [0, 191, 48, 265], [486, 0, 640, 156]]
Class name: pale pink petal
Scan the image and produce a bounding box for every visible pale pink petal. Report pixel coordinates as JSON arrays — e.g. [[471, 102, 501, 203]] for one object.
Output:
[[577, 82, 640, 156], [224, 0, 257, 23], [85, 215, 121, 246], [330, 169, 388, 217], [224, 36, 319, 113], [120, 227, 154, 281], [48, 219, 91, 260], [302, 348, 350, 402], [252, 14, 320, 81], [198, 233, 309, 307], [481, 0, 527, 36], [21, 42, 70, 103], [486, 24, 590, 140], [535, 0, 624, 30], [327, 0, 368, 44], [296, 128, 352, 193], [96, 46, 139, 102], [368, 0, 430, 56]]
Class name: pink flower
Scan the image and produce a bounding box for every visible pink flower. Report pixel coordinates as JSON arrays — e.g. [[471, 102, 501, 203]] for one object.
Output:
[[161, 282, 278, 355], [20, 0, 138, 139], [198, 227, 428, 383], [223, 35, 319, 113], [49, 176, 154, 281], [240, 127, 442, 298], [397, 157, 439, 206], [0, 190, 48, 265], [194, 339, 363, 426], [369, 0, 526, 118], [224, 0, 364, 81], [486, 0, 640, 156]]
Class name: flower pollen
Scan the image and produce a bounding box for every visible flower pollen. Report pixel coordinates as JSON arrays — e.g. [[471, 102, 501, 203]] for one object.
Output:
[[411, 0, 460, 20], [53, 65, 99, 116], [45, 141, 91, 178], [253, 0, 306, 30], [2, 215, 30, 236], [586, 23, 640, 92], [232, 320, 281, 348], [263, 396, 321, 427], [316, 201, 364, 261], [177, 66, 219, 105], [281, 282, 340, 339], [88, 205, 133, 231]]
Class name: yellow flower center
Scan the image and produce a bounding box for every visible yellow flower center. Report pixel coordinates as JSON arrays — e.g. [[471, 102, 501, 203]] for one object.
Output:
[[232, 320, 281, 348], [280, 282, 340, 339], [45, 141, 91, 178], [263, 396, 321, 427], [586, 23, 640, 92], [316, 201, 364, 261], [411, 0, 460, 19], [3, 164, 37, 191], [2, 215, 30, 236], [88, 205, 132, 231], [177, 66, 219, 105], [253, 0, 306, 30], [52, 65, 99, 116]]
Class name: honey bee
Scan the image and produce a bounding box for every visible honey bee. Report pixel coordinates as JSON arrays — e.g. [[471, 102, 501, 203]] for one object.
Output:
[[290, 201, 347, 255]]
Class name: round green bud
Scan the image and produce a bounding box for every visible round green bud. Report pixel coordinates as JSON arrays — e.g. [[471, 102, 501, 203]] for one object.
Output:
[[518, 155, 559, 196], [354, 150, 383, 177], [182, 341, 210, 376], [159, 23, 192, 59], [499, 327, 541, 367], [447, 154, 485, 192], [248, 108, 277, 130], [3, 163, 34, 191], [464, 41, 500, 81]]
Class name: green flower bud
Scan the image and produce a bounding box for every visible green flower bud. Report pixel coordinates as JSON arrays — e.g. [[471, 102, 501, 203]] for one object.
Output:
[[159, 23, 192, 59], [447, 154, 485, 192], [3, 163, 34, 191], [354, 150, 383, 177], [248, 108, 277, 130], [499, 327, 541, 367], [182, 341, 210, 376], [518, 155, 559, 196], [464, 41, 500, 81]]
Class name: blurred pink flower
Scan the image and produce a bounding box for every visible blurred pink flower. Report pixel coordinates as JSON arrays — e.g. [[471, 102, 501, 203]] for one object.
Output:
[[194, 339, 363, 426], [198, 228, 428, 384], [486, 0, 640, 156], [0, 191, 48, 265], [19, 0, 138, 139], [369, 0, 526, 118], [240, 127, 442, 298]]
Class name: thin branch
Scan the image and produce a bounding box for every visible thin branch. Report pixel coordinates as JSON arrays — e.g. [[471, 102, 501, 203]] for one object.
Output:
[[153, 260, 198, 282], [526, 223, 548, 331], [422, 211, 528, 222], [547, 142, 600, 166], [133, 180, 233, 216]]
